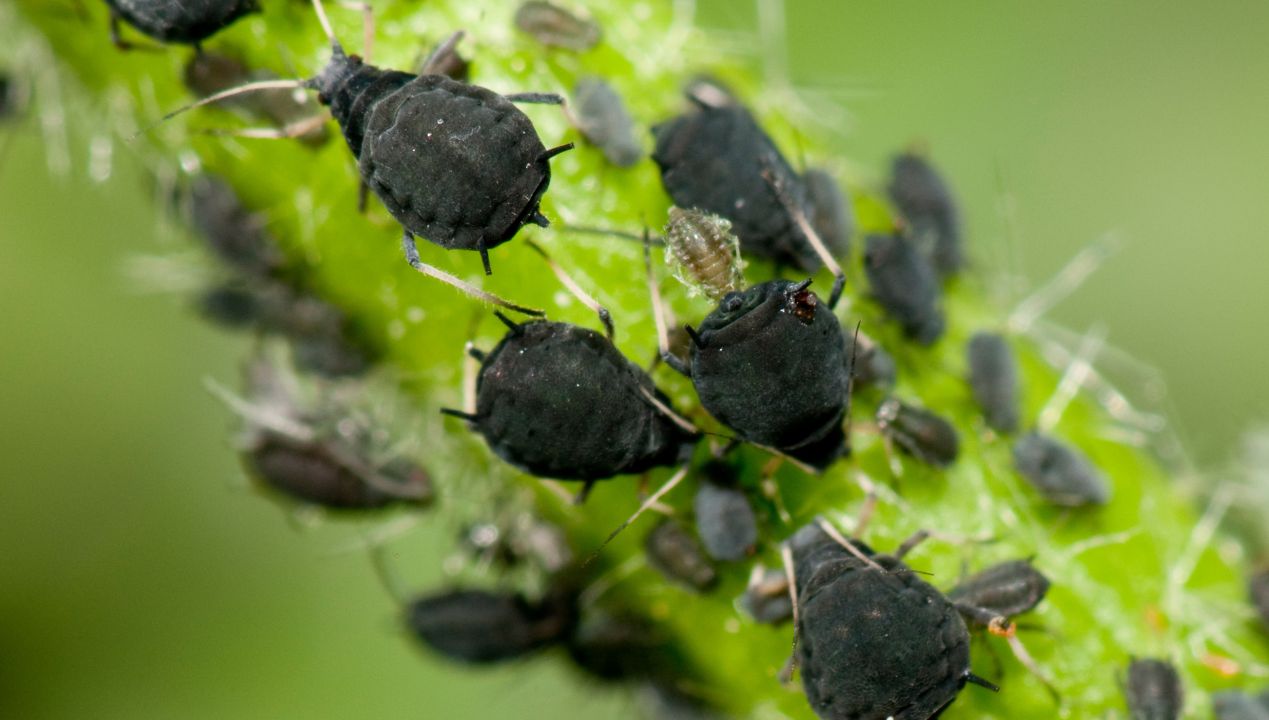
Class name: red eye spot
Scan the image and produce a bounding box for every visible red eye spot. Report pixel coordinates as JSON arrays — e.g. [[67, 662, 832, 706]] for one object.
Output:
[[791, 288, 817, 324]]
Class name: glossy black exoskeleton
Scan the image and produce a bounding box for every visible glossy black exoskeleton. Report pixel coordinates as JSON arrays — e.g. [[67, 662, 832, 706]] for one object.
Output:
[[444, 313, 697, 489], [864, 232, 945, 344], [888, 151, 963, 278], [692, 460, 757, 561], [947, 559, 1050, 622], [645, 518, 718, 592], [787, 522, 998, 720], [406, 588, 573, 664], [514, 1, 602, 52], [652, 92, 828, 272], [1012, 431, 1110, 507], [571, 76, 640, 167], [877, 397, 960, 468], [1124, 658, 1183, 720], [967, 332, 1020, 434], [105, 0, 258, 49], [1212, 689, 1269, 720], [1251, 568, 1269, 631]]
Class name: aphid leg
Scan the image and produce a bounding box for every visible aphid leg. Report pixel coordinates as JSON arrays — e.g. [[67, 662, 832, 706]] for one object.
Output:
[[759, 455, 793, 525], [585, 464, 691, 566], [420, 31, 466, 76], [638, 387, 700, 436], [106, 11, 159, 52], [892, 529, 931, 560], [815, 517, 886, 573], [1001, 628, 1061, 704], [505, 92, 566, 105], [461, 342, 481, 416], [401, 231, 544, 316], [955, 608, 1059, 703], [762, 156, 846, 309], [776, 542, 801, 686], [334, 1, 375, 62], [524, 239, 614, 339], [1036, 324, 1106, 432], [850, 491, 878, 537], [644, 229, 692, 376], [573, 480, 597, 505], [357, 179, 369, 213], [309, 0, 339, 47]]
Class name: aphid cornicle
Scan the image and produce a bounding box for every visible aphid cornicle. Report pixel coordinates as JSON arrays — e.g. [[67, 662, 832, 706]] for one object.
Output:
[[406, 588, 574, 664], [967, 331, 1021, 434], [645, 518, 718, 592], [1124, 658, 1183, 720], [692, 460, 758, 562], [1212, 690, 1269, 720], [876, 397, 960, 468], [787, 521, 999, 720], [1012, 431, 1111, 507], [104, 0, 259, 49], [888, 151, 963, 278], [864, 232, 946, 345]]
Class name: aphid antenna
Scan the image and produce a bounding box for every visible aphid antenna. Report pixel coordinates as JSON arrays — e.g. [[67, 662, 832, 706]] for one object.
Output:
[[892, 529, 931, 561], [202, 376, 316, 443], [583, 463, 692, 569], [1006, 232, 1122, 335], [814, 517, 886, 573], [577, 554, 646, 609], [1036, 323, 1107, 432], [644, 229, 693, 376], [524, 239, 613, 339], [761, 157, 846, 310], [401, 232, 544, 316], [134, 79, 309, 139]]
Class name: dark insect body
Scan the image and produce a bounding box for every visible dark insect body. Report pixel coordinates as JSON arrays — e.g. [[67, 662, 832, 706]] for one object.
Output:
[[419, 35, 470, 82], [1212, 690, 1269, 720], [186, 174, 286, 278], [1012, 431, 1111, 507], [652, 97, 826, 272], [244, 431, 431, 509], [565, 610, 679, 684], [105, 0, 259, 48], [692, 460, 757, 561], [514, 1, 602, 52], [446, 316, 696, 486], [572, 76, 641, 167], [406, 588, 573, 664], [888, 151, 963, 278], [947, 559, 1049, 621], [864, 232, 945, 344], [846, 329, 896, 389], [670, 279, 850, 470], [645, 519, 718, 592], [663, 207, 744, 301], [877, 397, 960, 468], [788, 522, 997, 720], [1124, 658, 1183, 720], [803, 167, 854, 262], [1250, 568, 1269, 631], [184, 52, 329, 147], [310, 41, 572, 274], [966, 332, 1020, 433], [740, 565, 792, 624]]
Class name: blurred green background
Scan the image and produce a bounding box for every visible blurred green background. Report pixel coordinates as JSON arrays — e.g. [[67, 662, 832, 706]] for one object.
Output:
[[2, 1, 1267, 718]]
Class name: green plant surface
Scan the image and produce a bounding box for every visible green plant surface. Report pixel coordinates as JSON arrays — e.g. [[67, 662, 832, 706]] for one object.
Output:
[[7, 1, 1268, 718]]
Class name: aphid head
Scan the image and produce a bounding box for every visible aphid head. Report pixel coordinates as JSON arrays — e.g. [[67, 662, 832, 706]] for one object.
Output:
[[306, 42, 359, 104]]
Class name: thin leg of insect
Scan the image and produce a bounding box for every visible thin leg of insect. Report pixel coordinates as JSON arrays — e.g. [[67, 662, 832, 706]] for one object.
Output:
[[524, 239, 614, 339], [461, 342, 481, 416], [420, 31, 465, 76], [504, 92, 566, 105], [777, 541, 800, 684], [761, 157, 846, 310], [1036, 323, 1107, 432], [893, 529, 931, 560], [401, 231, 544, 316], [953, 608, 1059, 703], [759, 455, 793, 525], [644, 230, 693, 376], [638, 387, 700, 436], [107, 12, 158, 52], [584, 463, 692, 567]]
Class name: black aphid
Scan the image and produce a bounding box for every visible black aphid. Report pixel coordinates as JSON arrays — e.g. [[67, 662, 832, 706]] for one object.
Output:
[[693, 460, 758, 561], [663, 207, 745, 301], [864, 232, 945, 344], [645, 519, 718, 592], [877, 397, 960, 468], [244, 431, 430, 509], [947, 559, 1050, 621], [803, 167, 854, 262], [1250, 568, 1269, 631], [967, 332, 1020, 433], [168, 1, 572, 284], [566, 610, 678, 684], [1124, 658, 1183, 720], [652, 90, 836, 273], [105, 0, 258, 49], [514, 1, 602, 52], [846, 329, 896, 389], [1212, 689, 1269, 720], [739, 564, 792, 625], [888, 151, 963, 278], [787, 520, 999, 720], [571, 76, 641, 167], [406, 588, 573, 664], [1012, 431, 1111, 507], [184, 52, 329, 147]]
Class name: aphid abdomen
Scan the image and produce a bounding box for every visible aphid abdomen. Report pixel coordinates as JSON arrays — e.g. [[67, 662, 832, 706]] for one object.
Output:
[[107, 0, 258, 45], [947, 559, 1050, 620], [245, 435, 400, 509], [474, 322, 690, 480], [664, 208, 743, 301], [407, 589, 570, 664], [361, 75, 550, 252]]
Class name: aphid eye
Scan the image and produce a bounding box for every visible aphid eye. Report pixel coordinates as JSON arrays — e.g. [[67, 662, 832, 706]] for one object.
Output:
[[721, 293, 744, 313], [790, 287, 817, 324]]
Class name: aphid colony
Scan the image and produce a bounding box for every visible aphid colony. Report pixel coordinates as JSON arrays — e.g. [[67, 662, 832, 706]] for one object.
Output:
[[107, 0, 1267, 717]]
